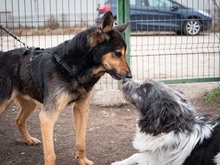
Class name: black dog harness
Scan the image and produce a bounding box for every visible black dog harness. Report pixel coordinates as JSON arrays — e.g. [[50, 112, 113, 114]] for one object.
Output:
[[25, 47, 77, 77], [53, 53, 77, 77], [1, 24, 92, 79]]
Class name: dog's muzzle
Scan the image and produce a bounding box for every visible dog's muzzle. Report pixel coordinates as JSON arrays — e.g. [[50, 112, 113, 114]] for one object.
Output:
[[126, 72, 132, 78], [107, 69, 132, 80]]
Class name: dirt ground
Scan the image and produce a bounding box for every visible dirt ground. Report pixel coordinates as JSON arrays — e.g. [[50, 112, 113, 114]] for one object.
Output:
[[0, 83, 220, 165]]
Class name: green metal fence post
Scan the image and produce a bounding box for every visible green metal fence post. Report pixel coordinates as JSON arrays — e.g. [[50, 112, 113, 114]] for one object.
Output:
[[117, 0, 130, 66], [124, 0, 130, 66], [117, 0, 124, 25]]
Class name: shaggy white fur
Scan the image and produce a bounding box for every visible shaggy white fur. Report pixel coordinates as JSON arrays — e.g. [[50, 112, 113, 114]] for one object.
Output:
[[112, 123, 213, 165]]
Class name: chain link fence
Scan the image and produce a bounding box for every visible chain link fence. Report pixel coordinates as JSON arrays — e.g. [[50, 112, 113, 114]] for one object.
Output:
[[0, 0, 220, 90]]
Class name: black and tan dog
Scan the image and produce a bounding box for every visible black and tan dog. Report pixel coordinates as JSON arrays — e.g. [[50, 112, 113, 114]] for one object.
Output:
[[0, 11, 131, 165]]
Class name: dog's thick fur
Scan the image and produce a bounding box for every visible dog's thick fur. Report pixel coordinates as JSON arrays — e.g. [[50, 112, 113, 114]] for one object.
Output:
[[0, 11, 131, 165], [112, 79, 220, 165]]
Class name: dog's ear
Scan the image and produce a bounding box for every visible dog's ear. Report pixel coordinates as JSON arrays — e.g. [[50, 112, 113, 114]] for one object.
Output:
[[99, 11, 114, 33], [115, 22, 129, 33], [90, 11, 113, 46]]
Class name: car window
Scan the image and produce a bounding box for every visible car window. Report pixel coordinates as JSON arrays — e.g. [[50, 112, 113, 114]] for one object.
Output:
[[148, 0, 172, 7], [130, 0, 149, 6]]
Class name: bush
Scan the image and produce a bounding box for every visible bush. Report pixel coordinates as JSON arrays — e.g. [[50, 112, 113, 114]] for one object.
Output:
[[205, 86, 220, 105], [46, 15, 60, 29]]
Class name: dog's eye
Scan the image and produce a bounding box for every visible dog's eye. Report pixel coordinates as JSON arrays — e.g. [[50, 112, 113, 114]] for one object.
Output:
[[114, 52, 122, 58], [140, 85, 146, 92], [140, 84, 150, 93]]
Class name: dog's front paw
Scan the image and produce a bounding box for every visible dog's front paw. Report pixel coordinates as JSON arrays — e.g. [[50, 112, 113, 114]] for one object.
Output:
[[78, 157, 94, 165], [25, 137, 41, 145], [75, 151, 94, 165]]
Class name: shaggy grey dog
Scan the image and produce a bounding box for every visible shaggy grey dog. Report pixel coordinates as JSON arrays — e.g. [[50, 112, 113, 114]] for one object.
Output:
[[112, 79, 220, 165]]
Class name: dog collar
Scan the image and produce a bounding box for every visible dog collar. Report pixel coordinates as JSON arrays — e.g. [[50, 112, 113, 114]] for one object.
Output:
[[53, 53, 76, 77]]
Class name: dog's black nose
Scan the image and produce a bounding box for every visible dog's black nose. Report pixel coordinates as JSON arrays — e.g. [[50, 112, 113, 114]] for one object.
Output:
[[126, 72, 132, 79], [122, 72, 132, 84]]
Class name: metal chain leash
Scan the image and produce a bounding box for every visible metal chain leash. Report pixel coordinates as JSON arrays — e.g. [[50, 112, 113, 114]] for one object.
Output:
[[0, 24, 30, 50]]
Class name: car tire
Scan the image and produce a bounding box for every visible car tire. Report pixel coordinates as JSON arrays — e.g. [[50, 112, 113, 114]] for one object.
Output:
[[176, 30, 183, 35], [183, 19, 201, 36]]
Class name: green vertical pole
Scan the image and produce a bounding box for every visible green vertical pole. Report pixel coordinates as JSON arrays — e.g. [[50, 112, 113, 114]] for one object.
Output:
[[117, 0, 130, 66], [117, 0, 124, 25], [124, 0, 130, 66]]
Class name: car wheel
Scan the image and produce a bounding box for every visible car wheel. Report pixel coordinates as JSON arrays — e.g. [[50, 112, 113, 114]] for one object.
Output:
[[183, 19, 201, 36]]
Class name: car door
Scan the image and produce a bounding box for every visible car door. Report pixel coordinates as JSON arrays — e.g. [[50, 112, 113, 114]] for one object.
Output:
[[148, 0, 180, 31], [130, 0, 155, 31], [130, 0, 181, 31]]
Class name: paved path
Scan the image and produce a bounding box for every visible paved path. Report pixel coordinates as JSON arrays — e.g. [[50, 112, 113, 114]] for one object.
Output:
[[92, 81, 220, 106]]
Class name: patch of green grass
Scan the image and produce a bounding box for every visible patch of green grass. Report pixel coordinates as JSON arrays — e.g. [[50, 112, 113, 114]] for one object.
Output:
[[205, 87, 220, 105]]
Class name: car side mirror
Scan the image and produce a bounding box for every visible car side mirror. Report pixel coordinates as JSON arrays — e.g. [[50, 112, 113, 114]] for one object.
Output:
[[171, 4, 178, 11]]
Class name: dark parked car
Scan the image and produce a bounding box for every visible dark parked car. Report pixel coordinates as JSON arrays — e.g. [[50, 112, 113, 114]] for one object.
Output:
[[96, 0, 212, 36]]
